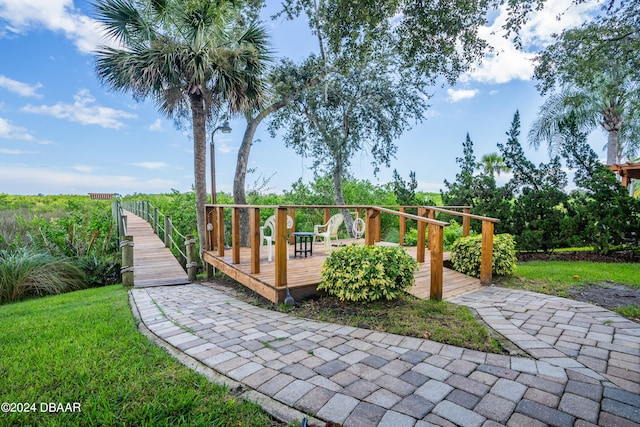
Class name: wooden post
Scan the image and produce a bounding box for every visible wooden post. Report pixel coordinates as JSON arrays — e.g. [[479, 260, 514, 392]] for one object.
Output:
[[274, 207, 288, 288], [153, 207, 159, 234], [117, 210, 125, 238], [209, 206, 217, 251], [121, 235, 134, 287], [164, 215, 172, 248], [185, 234, 197, 281], [375, 214, 381, 242], [205, 206, 214, 251], [288, 207, 296, 244], [480, 220, 494, 285], [429, 224, 444, 301], [216, 207, 225, 257], [365, 208, 378, 246], [205, 206, 215, 278], [427, 209, 436, 252], [231, 207, 240, 264], [462, 207, 471, 237], [324, 208, 330, 226], [416, 207, 427, 263], [250, 208, 260, 274], [399, 206, 406, 246]]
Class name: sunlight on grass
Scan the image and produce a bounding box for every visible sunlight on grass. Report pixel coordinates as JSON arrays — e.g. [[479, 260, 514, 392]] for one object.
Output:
[[496, 261, 640, 297], [0, 286, 278, 427]]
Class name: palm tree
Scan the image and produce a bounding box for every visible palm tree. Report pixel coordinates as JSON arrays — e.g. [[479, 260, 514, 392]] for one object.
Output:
[[477, 153, 510, 178], [528, 81, 638, 166], [94, 0, 270, 251]]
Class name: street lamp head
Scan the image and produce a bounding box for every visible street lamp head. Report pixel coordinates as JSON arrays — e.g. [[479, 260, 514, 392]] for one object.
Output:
[[220, 120, 232, 133]]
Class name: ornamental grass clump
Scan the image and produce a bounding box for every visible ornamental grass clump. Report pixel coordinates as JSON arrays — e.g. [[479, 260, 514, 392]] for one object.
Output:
[[0, 248, 87, 304], [451, 233, 517, 278], [319, 244, 418, 302]]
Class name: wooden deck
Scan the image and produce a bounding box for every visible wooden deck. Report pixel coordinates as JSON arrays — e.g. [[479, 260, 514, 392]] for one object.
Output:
[[123, 210, 190, 287], [202, 239, 483, 303]]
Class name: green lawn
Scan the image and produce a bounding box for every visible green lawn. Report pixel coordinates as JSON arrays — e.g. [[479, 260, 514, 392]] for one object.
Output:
[[495, 260, 640, 321], [501, 261, 640, 289], [0, 285, 280, 427]]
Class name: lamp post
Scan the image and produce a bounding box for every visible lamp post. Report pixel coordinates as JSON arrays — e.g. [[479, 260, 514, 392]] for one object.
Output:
[[210, 120, 232, 205]]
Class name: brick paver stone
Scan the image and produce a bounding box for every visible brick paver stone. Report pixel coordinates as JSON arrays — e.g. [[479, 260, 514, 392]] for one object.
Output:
[[433, 400, 486, 427], [316, 393, 359, 424]]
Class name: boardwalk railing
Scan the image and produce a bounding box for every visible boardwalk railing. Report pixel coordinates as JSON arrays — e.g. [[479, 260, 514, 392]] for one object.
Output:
[[204, 204, 499, 301], [112, 200, 198, 283]]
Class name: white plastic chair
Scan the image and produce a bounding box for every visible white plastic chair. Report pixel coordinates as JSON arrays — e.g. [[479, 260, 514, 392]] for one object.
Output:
[[260, 215, 294, 262], [352, 217, 366, 239], [314, 213, 344, 252]]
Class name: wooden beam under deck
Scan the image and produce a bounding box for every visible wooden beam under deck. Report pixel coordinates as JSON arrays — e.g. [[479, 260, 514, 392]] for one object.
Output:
[[203, 240, 484, 304]]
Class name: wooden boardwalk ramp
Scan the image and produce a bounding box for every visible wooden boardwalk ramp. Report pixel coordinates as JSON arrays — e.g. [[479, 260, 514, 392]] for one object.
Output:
[[123, 210, 190, 288]]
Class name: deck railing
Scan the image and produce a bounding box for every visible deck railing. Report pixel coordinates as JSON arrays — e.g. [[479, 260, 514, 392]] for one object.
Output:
[[204, 204, 499, 300]]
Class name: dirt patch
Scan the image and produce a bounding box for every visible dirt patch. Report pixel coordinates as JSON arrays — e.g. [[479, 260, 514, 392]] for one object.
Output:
[[518, 251, 640, 263], [567, 283, 640, 311]]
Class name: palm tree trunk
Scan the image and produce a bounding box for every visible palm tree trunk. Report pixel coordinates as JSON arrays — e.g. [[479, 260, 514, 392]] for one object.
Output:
[[190, 93, 208, 253], [603, 106, 623, 165], [606, 129, 620, 165]]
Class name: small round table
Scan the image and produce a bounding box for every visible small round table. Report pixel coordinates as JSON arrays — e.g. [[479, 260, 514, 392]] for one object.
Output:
[[292, 232, 314, 257]]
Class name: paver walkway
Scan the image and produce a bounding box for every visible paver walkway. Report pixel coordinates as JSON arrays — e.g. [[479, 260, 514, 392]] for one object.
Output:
[[130, 284, 640, 426]]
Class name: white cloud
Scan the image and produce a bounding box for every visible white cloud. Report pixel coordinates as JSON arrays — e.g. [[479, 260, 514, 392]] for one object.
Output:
[[0, 75, 42, 97], [149, 119, 163, 131], [215, 135, 236, 154], [22, 89, 136, 129], [0, 0, 108, 54], [447, 88, 479, 102], [132, 162, 168, 170], [0, 165, 181, 195], [73, 164, 94, 173], [464, 0, 600, 84], [0, 117, 35, 141], [0, 148, 39, 155]]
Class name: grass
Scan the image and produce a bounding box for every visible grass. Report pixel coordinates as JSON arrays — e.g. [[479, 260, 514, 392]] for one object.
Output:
[[613, 305, 640, 321], [495, 261, 640, 296], [0, 285, 281, 427], [271, 292, 504, 354]]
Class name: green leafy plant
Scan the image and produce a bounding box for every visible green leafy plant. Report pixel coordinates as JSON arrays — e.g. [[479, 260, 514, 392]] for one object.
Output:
[[319, 244, 418, 302], [451, 233, 517, 278]]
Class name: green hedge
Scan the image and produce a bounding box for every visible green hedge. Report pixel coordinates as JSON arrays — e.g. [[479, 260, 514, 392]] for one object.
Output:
[[319, 245, 418, 302], [450, 234, 517, 278]]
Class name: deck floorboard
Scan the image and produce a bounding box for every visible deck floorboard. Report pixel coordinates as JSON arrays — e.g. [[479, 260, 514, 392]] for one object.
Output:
[[123, 210, 190, 288]]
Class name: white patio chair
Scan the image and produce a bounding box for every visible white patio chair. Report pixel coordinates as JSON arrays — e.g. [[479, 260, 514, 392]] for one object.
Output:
[[260, 215, 294, 262], [314, 213, 344, 252], [352, 216, 366, 239]]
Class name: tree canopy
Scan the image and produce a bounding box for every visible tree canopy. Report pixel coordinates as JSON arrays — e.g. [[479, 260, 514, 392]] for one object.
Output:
[[531, 0, 640, 164]]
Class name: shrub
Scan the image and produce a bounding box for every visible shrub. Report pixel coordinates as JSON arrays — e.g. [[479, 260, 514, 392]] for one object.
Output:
[[319, 245, 418, 302], [451, 234, 517, 278], [0, 248, 87, 304]]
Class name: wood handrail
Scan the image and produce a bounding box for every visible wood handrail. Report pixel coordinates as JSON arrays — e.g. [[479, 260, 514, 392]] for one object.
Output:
[[424, 206, 501, 223], [204, 203, 499, 301]]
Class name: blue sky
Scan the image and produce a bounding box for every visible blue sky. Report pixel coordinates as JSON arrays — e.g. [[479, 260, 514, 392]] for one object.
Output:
[[0, 0, 604, 196]]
